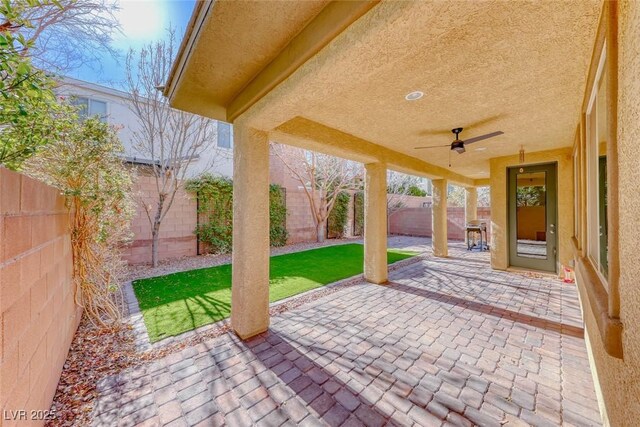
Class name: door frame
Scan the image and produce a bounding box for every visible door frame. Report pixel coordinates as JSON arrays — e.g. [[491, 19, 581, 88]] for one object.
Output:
[[508, 162, 558, 273]]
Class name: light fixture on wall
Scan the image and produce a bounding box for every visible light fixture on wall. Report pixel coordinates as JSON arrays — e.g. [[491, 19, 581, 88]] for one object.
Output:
[[519, 146, 525, 163]]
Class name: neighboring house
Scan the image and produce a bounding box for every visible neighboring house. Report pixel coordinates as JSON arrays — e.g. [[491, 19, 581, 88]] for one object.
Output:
[[55, 77, 234, 178], [55, 78, 235, 263]]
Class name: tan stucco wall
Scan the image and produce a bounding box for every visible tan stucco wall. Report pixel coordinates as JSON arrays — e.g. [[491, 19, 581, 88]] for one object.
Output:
[[363, 162, 388, 284], [431, 179, 448, 257], [579, 2, 640, 425], [489, 147, 574, 272], [231, 127, 270, 339]]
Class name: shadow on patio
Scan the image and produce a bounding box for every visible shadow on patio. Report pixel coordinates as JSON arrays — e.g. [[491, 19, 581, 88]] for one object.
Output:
[[92, 241, 602, 426]]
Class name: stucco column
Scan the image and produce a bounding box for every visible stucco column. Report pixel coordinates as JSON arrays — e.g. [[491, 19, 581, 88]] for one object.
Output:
[[231, 126, 270, 339], [364, 162, 388, 284], [432, 179, 448, 257], [464, 187, 478, 244]]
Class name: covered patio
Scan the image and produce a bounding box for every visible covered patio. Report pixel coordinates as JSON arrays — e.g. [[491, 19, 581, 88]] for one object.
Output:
[[163, 0, 601, 339], [92, 239, 600, 426], [157, 0, 640, 424]]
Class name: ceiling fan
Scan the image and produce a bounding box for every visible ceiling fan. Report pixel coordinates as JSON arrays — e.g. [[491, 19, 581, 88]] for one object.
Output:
[[414, 127, 504, 154]]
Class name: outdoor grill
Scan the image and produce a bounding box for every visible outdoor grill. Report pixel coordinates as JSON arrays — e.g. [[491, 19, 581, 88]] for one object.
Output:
[[466, 220, 488, 251]]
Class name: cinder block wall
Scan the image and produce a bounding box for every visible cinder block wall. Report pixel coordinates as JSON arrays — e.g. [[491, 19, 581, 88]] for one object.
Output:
[[122, 175, 197, 264], [0, 168, 81, 422], [270, 152, 319, 243], [389, 207, 491, 241]]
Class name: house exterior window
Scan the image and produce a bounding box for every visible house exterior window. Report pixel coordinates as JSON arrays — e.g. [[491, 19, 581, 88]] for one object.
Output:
[[573, 143, 580, 243], [217, 122, 232, 148], [70, 96, 108, 122], [585, 47, 608, 285]]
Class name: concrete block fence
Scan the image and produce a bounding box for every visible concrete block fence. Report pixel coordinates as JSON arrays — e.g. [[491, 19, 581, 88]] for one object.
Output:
[[389, 206, 492, 242], [0, 168, 82, 425]]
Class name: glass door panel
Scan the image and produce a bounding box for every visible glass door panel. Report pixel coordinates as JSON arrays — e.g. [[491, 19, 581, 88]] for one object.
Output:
[[508, 163, 557, 272]]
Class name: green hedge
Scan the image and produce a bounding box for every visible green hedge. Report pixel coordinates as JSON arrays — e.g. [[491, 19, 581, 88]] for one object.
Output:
[[354, 192, 364, 236], [327, 192, 350, 238], [185, 174, 288, 253]]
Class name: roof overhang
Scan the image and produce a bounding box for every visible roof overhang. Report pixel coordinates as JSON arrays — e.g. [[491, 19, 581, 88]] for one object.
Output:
[[166, 0, 602, 182], [165, 0, 379, 123]]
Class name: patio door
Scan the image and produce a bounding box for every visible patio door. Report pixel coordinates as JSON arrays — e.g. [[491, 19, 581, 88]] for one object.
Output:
[[508, 163, 557, 272]]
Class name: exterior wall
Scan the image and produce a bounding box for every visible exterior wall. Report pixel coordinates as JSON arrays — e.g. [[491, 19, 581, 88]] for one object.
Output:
[[489, 147, 574, 272], [269, 151, 319, 243], [389, 194, 432, 208], [578, 2, 640, 425], [283, 189, 318, 243], [0, 169, 81, 423], [121, 175, 198, 264], [389, 207, 491, 241]]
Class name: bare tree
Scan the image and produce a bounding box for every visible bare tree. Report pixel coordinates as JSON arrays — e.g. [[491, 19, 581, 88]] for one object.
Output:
[[125, 30, 222, 267], [478, 187, 490, 207], [447, 184, 466, 207], [386, 171, 428, 233], [272, 144, 362, 243], [387, 171, 426, 214], [9, 0, 119, 73]]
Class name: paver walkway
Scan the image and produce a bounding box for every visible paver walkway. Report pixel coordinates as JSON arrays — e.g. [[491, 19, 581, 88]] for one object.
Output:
[[93, 239, 601, 426]]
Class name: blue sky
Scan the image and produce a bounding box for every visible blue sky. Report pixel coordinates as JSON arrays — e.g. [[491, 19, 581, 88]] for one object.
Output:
[[67, 0, 195, 88]]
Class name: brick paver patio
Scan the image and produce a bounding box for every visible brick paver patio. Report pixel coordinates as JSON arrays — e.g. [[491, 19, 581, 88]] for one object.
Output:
[[93, 239, 601, 426]]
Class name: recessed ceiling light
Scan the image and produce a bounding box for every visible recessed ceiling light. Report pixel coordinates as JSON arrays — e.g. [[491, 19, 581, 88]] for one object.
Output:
[[474, 147, 487, 151], [405, 91, 424, 101]]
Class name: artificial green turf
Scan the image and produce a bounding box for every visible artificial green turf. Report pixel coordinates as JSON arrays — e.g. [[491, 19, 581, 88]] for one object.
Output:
[[133, 244, 416, 342]]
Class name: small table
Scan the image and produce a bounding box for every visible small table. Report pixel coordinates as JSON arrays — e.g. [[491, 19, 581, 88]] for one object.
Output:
[[466, 223, 488, 251]]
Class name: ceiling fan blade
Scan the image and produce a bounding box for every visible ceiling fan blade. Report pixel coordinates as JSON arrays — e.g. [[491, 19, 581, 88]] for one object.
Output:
[[414, 144, 450, 149], [462, 131, 504, 145]]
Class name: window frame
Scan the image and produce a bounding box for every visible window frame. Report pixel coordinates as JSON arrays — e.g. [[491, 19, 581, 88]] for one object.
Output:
[[71, 95, 109, 123], [585, 43, 609, 288], [572, 141, 580, 245], [217, 122, 233, 149]]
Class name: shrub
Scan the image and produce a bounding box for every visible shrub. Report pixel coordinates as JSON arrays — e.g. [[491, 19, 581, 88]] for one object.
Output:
[[186, 174, 289, 253], [26, 115, 134, 325], [354, 192, 364, 236], [269, 185, 288, 247], [327, 192, 350, 238], [406, 184, 427, 197]]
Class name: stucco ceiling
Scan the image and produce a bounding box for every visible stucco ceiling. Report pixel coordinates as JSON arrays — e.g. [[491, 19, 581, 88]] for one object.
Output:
[[174, 0, 330, 107], [254, 1, 601, 178], [170, 0, 602, 180]]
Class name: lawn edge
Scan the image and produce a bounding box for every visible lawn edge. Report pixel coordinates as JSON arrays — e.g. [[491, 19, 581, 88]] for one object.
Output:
[[128, 252, 426, 350], [131, 242, 415, 284]]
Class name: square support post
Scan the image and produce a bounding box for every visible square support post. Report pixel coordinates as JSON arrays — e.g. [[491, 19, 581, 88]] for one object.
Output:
[[465, 187, 478, 244], [231, 126, 270, 339], [432, 178, 448, 257], [364, 162, 388, 284]]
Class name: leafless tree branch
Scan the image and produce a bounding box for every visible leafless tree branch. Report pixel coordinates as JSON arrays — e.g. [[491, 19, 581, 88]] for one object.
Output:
[[125, 29, 222, 267], [271, 143, 362, 242]]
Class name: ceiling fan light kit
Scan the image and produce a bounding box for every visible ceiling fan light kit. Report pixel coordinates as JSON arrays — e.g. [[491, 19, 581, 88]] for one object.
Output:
[[414, 127, 504, 156]]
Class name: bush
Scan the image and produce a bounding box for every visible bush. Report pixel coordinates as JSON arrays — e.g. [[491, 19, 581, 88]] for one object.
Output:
[[327, 192, 350, 238], [26, 115, 134, 325], [269, 185, 288, 246], [186, 174, 288, 253], [0, 1, 63, 170], [354, 192, 364, 236], [406, 184, 427, 197]]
